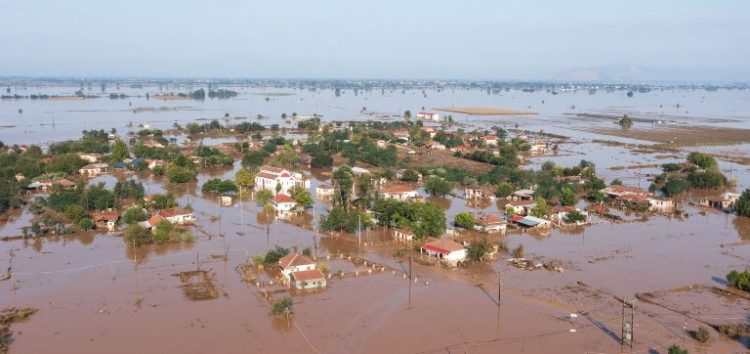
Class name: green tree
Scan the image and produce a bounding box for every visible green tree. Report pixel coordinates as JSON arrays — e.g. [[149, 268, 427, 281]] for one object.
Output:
[[256, 190, 273, 207], [559, 187, 578, 206], [122, 207, 149, 224], [332, 165, 354, 210], [565, 211, 587, 223], [235, 168, 255, 193], [726, 269, 750, 292], [496, 182, 514, 198], [290, 186, 313, 208], [153, 220, 174, 244], [63, 204, 87, 223], [466, 237, 491, 262], [110, 140, 129, 162], [424, 177, 453, 196], [454, 212, 475, 228], [78, 218, 94, 231], [736, 189, 750, 217], [687, 152, 718, 171], [124, 224, 152, 247], [271, 297, 294, 318], [531, 196, 550, 218]]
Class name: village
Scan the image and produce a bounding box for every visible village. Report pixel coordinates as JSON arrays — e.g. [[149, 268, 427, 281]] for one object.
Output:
[[1, 90, 750, 354]]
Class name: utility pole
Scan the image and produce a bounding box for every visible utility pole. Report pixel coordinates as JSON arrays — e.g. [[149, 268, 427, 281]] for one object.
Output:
[[496, 273, 502, 338], [408, 239, 413, 309]]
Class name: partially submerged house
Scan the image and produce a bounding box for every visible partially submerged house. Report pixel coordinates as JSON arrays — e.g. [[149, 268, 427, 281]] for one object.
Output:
[[254, 165, 309, 195], [415, 111, 441, 121], [464, 185, 495, 201], [91, 211, 119, 232], [272, 194, 297, 213], [510, 189, 535, 201], [513, 215, 552, 229], [315, 184, 334, 198], [140, 208, 196, 229], [382, 184, 418, 201], [278, 253, 326, 289], [289, 269, 327, 290], [550, 206, 588, 224], [700, 192, 740, 212], [647, 196, 676, 213], [473, 213, 507, 234], [505, 199, 536, 216], [79, 163, 109, 177], [420, 238, 467, 264], [392, 227, 415, 242]]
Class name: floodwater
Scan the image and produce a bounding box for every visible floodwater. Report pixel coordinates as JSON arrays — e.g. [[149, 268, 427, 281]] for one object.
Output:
[[2, 83, 750, 353]]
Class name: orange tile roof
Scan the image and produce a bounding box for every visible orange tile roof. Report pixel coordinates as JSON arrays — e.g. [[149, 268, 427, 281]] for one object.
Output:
[[273, 194, 295, 204], [422, 238, 465, 254], [290, 269, 325, 282], [278, 253, 315, 269], [383, 184, 416, 194]]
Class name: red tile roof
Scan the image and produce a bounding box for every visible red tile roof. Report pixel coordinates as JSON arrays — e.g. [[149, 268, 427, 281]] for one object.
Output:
[[159, 208, 192, 217], [383, 184, 416, 194], [421, 238, 464, 255], [290, 269, 325, 282], [273, 194, 295, 204], [278, 253, 315, 269], [476, 214, 506, 226]]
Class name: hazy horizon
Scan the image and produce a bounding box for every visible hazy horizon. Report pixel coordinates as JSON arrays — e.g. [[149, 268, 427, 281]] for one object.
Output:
[[1, 0, 749, 81]]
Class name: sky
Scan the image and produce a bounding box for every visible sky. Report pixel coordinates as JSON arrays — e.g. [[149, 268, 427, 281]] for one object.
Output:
[[0, 0, 749, 81]]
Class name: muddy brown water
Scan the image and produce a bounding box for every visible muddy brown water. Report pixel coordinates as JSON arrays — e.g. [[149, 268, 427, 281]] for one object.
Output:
[[3, 85, 750, 352]]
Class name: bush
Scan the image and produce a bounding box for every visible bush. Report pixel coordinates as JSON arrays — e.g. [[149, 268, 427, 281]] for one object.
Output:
[[466, 237, 491, 262], [78, 218, 94, 231], [122, 207, 149, 224], [726, 269, 750, 292], [511, 244, 524, 258], [454, 212, 475, 228], [124, 224, 152, 247], [694, 326, 710, 343], [264, 246, 290, 265], [667, 344, 688, 354], [153, 220, 174, 244], [271, 297, 293, 318], [736, 189, 750, 217]]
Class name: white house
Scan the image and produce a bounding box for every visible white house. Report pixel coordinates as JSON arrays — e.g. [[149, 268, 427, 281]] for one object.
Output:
[[510, 189, 535, 201], [647, 196, 676, 213], [78, 153, 101, 163], [420, 238, 467, 264], [382, 184, 418, 201], [416, 111, 441, 121], [254, 165, 310, 194], [550, 206, 588, 224], [481, 136, 498, 146], [473, 214, 507, 234], [316, 184, 334, 198], [79, 163, 109, 177], [393, 227, 415, 242], [146, 159, 165, 170], [464, 185, 495, 200], [272, 194, 297, 212], [700, 192, 740, 211], [289, 269, 327, 290], [506, 200, 536, 216], [278, 253, 317, 281]]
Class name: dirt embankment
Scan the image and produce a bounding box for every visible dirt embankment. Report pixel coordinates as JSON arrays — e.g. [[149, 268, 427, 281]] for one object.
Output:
[[588, 125, 750, 146], [435, 107, 537, 116]]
